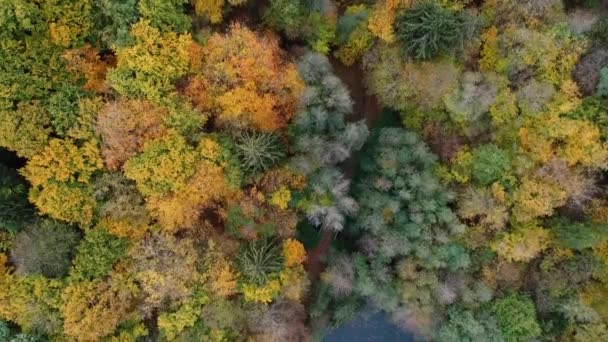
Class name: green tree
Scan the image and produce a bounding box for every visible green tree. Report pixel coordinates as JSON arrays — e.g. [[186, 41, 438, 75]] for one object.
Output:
[[395, 2, 471, 60], [0, 165, 35, 232], [491, 294, 541, 342], [237, 239, 283, 286], [138, 0, 191, 33], [69, 227, 128, 281], [436, 307, 504, 342], [471, 144, 511, 186]]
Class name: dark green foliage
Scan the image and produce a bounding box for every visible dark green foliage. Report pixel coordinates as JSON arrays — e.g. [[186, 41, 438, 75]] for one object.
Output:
[[234, 131, 286, 174], [237, 239, 283, 285], [588, 18, 608, 47], [436, 307, 504, 342], [548, 217, 608, 250], [471, 144, 511, 186], [395, 2, 469, 60], [90, 0, 140, 48], [70, 228, 129, 281], [335, 6, 370, 45], [491, 294, 541, 342], [10, 220, 80, 278], [264, 0, 307, 39], [138, 0, 191, 33], [0, 165, 35, 232]]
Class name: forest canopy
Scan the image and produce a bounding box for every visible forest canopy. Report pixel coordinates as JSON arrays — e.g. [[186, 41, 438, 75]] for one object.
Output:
[[1, 0, 608, 341]]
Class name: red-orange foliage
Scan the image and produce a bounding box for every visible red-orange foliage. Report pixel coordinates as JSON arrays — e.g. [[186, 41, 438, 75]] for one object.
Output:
[[63, 45, 115, 93], [96, 99, 169, 170]]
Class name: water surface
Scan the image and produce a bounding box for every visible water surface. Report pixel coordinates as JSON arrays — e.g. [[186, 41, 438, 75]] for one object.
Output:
[[325, 312, 414, 342]]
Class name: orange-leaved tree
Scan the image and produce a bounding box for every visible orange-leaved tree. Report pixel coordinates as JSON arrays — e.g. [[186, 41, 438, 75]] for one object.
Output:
[[184, 23, 303, 132]]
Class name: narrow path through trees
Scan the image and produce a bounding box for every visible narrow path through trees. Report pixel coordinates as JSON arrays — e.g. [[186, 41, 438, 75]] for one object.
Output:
[[304, 58, 381, 280]]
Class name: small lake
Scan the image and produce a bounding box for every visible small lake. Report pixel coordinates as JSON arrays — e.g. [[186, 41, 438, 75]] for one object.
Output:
[[324, 312, 414, 342]]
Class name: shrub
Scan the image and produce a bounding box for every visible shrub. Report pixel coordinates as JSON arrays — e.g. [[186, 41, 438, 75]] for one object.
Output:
[[395, 2, 469, 60], [10, 220, 80, 278], [237, 239, 283, 285], [235, 131, 286, 174]]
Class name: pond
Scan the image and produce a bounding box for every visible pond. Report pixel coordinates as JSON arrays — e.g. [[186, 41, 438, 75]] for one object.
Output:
[[324, 312, 414, 342]]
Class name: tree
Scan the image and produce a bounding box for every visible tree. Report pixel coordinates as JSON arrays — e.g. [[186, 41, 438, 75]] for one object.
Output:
[[263, 0, 336, 54], [0, 102, 51, 158], [127, 232, 200, 316], [291, 52, 368, 173], [69, 227, 129, 281], [237, 239, 283, 286], [334, 5, 374, 66], [123, 132, 198, 197], [107, 20, 195, 100], [491, 294, 542, 342], [471, 144, 511, 186], [185, 23, 303, 132], [234, 131, 285, 175], [549, 217, 608, 250], [10, 220, 80, 278], [192, 0, 247, 24], [61, 279, 132, 341], [291, 53, 367, 232], [395, 2, 471, 60], [436, 307, 504, 342], [0, 165, 35, 232], [89, 0, 140, 48], [282, 238, 306, 267], [96, 99, 169, 170], [92, 173, 150, 239], [138, 0, 190, 32], [20, 138, 102, 226]]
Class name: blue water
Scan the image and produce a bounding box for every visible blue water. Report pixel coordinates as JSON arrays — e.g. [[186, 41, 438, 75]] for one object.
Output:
[[324, 312, 414, 342]]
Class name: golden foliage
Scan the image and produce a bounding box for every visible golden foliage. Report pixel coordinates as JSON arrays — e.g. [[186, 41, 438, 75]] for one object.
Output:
[[492, 223, 552, 262], [61, 280, 131, 341], [123, 132, 199, 196], [279, 265, 309, 302], [282, 239, 306, 267], [241, 279, 281, 304], [207, 257, 238, 297], [512, 177, 567, 222], [270, 186, 291, 210], [29, 182, 96, 226], [21, 139, 102, 187], [368, 0, 411, 42], [479, 26, 499, 72], [108, 20, 195, 100], [519, 114, 608, 169], [187, 24, 303, 131]]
